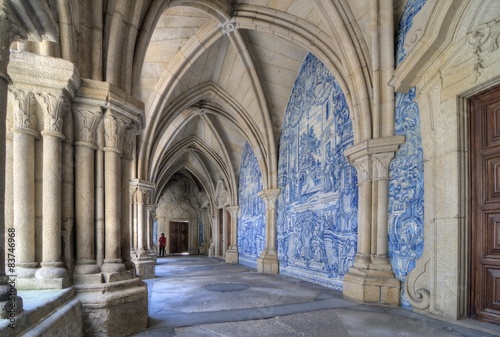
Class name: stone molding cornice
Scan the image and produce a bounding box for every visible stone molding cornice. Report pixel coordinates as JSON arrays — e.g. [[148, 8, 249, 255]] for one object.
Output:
[[78, 79, 144, 130], [8, 51, 80, 101]]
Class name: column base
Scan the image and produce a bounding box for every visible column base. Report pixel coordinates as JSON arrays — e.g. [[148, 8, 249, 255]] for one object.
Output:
[[342, 267, 400, 306], [75, 277, 148, 337], [256, 250, 279, 274], [225, 247, 239, 264], [148, 249, 157, 265], [131, 256, 155, 280], [31, 264, 70, 289]]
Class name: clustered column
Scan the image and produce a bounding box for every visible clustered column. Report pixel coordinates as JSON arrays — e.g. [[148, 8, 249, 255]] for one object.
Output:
[[225, 206, 239, 264], [342, 137, 404, 305]]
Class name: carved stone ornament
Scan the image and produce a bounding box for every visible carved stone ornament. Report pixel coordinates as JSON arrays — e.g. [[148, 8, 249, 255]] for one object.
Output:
[[37, 92, 67, 134], [352, 156, 372, 183], [135, 187, 149, 205], [9, 88, 36, 130], [122, 124, 140, 158], [468, 18, 500, 81], [103, 114, 126, 151], [372, 153, 395, 181], [73, 106, 102, 146], [219, 18, 238, 36], [404, 256, 431, 310]]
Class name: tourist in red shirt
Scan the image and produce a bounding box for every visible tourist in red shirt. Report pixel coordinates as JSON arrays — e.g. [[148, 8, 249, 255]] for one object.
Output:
[[159, 233, 166, 257]]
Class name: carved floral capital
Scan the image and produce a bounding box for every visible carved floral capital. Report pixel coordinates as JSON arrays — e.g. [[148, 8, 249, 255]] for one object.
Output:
[[9, 88, 36, 131]]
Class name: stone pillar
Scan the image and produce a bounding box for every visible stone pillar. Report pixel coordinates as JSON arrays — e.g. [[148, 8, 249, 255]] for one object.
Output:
[[130, 179, 155, 279], [101, 114, 127, 275], [121, 126, 138, 272], [225, 206, 239, 264], [95, 125, 105, 268], [34, 93, 69, 287], [0, 2, 25, 319], [73, 104, 102, 280], [343, 137, 404, 306], [10, 89, 38, 278], [256, 189, 280, 274], [147, 204, 157, 262]]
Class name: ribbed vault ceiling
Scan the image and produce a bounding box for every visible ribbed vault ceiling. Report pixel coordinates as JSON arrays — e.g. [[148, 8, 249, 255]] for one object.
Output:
[[136, 0, 364, 207]]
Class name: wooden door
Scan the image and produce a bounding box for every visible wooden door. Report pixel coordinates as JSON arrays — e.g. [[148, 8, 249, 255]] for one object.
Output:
[[471, 86, 500, 324], [170, 222, 189, 254]]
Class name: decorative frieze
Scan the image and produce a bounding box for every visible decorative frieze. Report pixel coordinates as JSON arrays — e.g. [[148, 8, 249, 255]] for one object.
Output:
[[468, 18, 500, 81]]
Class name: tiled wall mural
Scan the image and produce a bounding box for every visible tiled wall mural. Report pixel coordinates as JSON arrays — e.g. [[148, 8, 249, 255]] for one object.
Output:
[[276, 53, 358, 290], [389, 0, 427, 307], [237, 142, 266, 267]]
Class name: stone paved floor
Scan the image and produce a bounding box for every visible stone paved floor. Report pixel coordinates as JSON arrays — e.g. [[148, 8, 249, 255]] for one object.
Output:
[[131, 256, 500, 337]]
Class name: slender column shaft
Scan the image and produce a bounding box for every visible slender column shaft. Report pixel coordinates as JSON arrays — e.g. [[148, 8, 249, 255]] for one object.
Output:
[[13, 130, 36, 270], [121, 157, 132, 266], [40, 131, 66, 271], [354, 179, 372, 267], [137, 198, 145, 251], [75, 143, 99, 273], [103, 149, 124, 269], [101, 114, 126, 272], [95, 147, 104, 267]]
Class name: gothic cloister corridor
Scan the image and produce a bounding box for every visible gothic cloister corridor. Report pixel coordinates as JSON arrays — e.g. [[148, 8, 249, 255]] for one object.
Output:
[[132, 256, 500, 337]]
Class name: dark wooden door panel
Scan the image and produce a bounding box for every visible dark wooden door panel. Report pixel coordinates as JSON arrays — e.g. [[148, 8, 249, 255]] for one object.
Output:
[[170, 222, 189, 254], [471, 86, 500, 324]]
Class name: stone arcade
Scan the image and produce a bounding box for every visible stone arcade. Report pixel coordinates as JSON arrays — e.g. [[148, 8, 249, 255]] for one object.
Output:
[[1, 0, 500, 336]]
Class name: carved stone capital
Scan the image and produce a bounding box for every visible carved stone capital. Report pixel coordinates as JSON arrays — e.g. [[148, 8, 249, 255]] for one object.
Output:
[[103, 114, 126, 152], [226, 206, 239, 219], [351, 155, 372, 183], [134, 188, 149, 205], [122, 124, 140, 159], [37, 92, 67, 135], [73, 105, 102, 147], [372, 153, 395, 181], [258, 189, 280, 211], [9, 87, 36, 131]]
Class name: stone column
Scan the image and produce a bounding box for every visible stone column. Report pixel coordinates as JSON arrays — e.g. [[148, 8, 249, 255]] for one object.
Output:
[[101, 114, 126, 274], [121, 126, 138, 272], [34, 93, 69, 287], [0, 2, 25, 318], [131, 186, 137, 254], [73, 105, 101, 279], [225, 206, 239, 264], [372, 153, 396, 268], [95, 124, 105, 267], [256, 189, 280, 274], [343, 137, 404, 306], [130, 179, 155, 279], [147, 205, 157, 262], [10, 89, 38, 278], [135, 187, 148, 257]]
